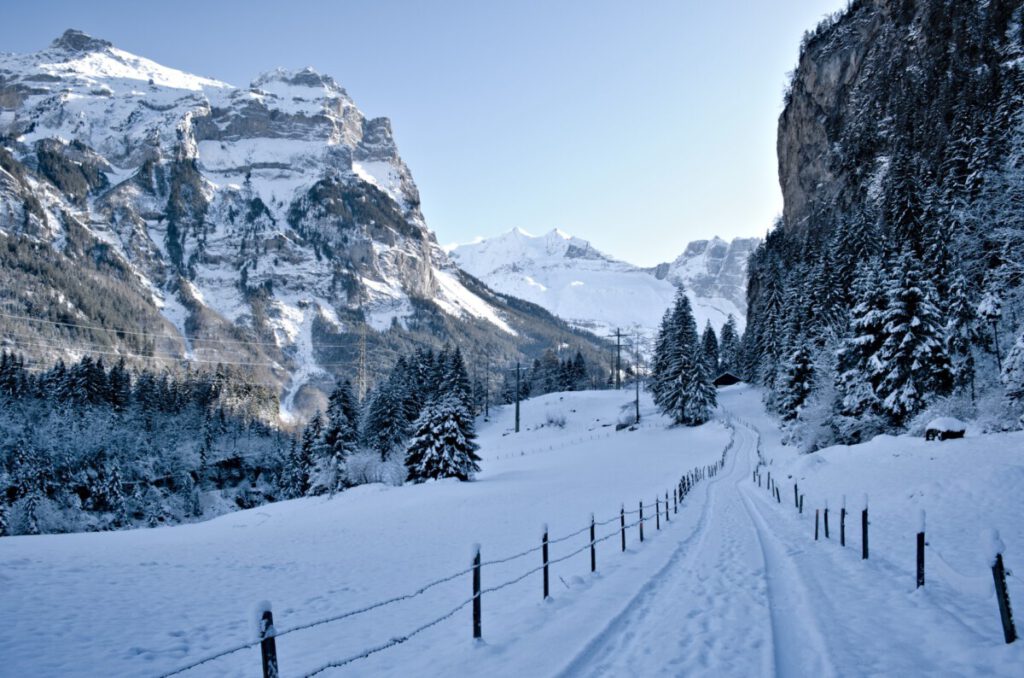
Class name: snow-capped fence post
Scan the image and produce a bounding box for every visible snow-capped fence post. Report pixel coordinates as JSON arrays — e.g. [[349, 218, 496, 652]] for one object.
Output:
[[620, 505, 626, 552], [815, 509, 820, 541], [473, 544, 482, 639], [794, 484, 799, 509], [861, 495, 869, 560], [542, 527, 550, 599], [590, 514, 597, 573], [799, 494, 804, 515], [988, 531, 1017, 644], [673, 488, 678, 514], [656, 497, 661, 530], [665, 492, 670, 523], [257, 604, 279, 678], [916, 511, 926, 589], [824, 501, 830, 539], [639, 501, 645, 543]]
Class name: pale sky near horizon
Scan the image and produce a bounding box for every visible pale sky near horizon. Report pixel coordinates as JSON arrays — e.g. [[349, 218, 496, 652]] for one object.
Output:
[[2, 0, 846, 266]]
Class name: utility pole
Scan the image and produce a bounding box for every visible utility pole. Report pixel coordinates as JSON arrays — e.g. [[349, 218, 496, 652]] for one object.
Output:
[[484, 353, 490, 418], [615, 328, 622, 390], [634, 330, 641, 423], [357, 323, 367, 401], [514, 361, 521, 433]]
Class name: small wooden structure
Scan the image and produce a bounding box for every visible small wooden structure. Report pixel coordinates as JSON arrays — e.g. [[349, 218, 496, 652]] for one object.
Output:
[[925, 417, 967, 441], [713, 372, 742, 387]]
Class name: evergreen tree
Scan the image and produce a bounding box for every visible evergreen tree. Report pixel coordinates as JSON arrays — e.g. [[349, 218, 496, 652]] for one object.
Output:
[[654, 290, 717, 426], [319, 380, 359, 493], [404, 393, 481, 482], [836, 260, 889, 419], [718, 314, 741, 375], [1002, 328, 1024, 405], [945, 270, 978, 400], [778, 343, 815, 422], [875, 250, 953, 426], [362, 376, 412, 461], [701, 321, 720, 377]]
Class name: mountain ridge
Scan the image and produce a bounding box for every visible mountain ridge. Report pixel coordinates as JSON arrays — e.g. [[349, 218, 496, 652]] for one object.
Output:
[[0, 30, 609, 419], [451, 227, 758, 339]]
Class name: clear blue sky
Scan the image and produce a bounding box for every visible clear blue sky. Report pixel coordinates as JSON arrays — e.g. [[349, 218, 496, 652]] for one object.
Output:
[[2, 0, 845, 266]]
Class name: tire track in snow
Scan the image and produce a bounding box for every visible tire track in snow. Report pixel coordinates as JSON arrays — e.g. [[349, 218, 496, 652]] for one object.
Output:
[[555, 421, 782, 677]]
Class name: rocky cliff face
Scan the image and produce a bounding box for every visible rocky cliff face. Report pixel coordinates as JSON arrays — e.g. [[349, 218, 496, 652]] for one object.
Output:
[[0, 30, 603, 418], [743, 0, 1024, 413]]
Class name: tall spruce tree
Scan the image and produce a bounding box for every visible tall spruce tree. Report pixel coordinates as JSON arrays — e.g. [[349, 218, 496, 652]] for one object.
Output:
[[718, 314, 741, 375], [875, 250, 953, 426], [654, 290, 717, 426], [778, 343, 815, 422], [945, 270, 978, 400], [701, 321, 720, 377], [404, 393, 481, 482]]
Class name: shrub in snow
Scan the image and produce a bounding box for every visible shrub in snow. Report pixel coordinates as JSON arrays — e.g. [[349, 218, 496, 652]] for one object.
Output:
[[545, 410, 567, 428], [346, 451, 407, 486]]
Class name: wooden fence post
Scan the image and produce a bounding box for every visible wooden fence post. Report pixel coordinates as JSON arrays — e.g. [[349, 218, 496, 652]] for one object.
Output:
[[542, 527, 550, 599], [665, 492, 670, 523], [840, 505, 846, 547], [639, 501, 645, 542], [258, 605, 278, 678], [620, 505, 626, 552], [674, 488, 678, 514], [656, 497, 661, 530], [824, 502, 830, 539], [993, 551, 1018, 644], [799, 494, 804, 515], [794, 484, 799, 509], [815, 509, 820, 541], [862, 496, 869, 560], [917, 529, 925, 589], [590, 514, 596, 573], [473, 545, 482, 639]]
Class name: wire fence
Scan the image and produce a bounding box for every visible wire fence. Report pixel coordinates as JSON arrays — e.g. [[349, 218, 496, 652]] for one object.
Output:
[[739, 416, 1018, 646], [157, 420, 737, 677]]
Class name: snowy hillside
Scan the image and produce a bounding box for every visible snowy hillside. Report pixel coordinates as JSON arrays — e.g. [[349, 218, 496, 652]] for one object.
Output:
[[3, 385, 1020, 676], [451, 228, 758, 337], [0, 30, 601, 418]]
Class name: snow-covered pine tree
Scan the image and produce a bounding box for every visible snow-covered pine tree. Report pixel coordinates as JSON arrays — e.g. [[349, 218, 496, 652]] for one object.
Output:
[[945, 270, 978, 400], [362, 376, 412, 461], [778, 343, 815, 422], [299, 411, 330, 495], [650, 308, 674, 410], [404, 393, 481, 482], [317, 380, 359, 494], [836, 259, 889, 420], [657, 290, 717, 426], [1002, 328, 1024, 405], [718, 314, 740, 375], [443, 347, 475, 414], [701, 321, 720, 378], [875, 249, 953, 426]]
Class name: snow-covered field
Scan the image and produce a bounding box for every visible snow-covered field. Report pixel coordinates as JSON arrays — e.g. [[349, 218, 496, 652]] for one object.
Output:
[[3, 385, 1022, 677], [0, 390, 730, 677]]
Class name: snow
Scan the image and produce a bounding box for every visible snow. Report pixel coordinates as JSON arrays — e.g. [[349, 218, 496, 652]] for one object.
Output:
[[927, 417, 967, 433], [451, 228, 750, 339], [352, 160, 407, 206], [432, 268, 517, 335], [0, 389, 730, 676], [3, 385, 1024, 675]]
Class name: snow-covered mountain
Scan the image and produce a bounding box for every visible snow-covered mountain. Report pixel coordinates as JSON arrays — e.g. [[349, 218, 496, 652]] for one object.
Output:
[[0, 30, 604, 418], [451, 228, 759, 338]]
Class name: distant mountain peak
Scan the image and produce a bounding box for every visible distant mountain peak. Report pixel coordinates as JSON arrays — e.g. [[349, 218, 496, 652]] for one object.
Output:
[[50, 29, 113, 54]]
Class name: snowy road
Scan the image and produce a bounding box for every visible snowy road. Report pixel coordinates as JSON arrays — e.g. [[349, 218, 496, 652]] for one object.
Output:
[[558, 420, 835, 677]]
